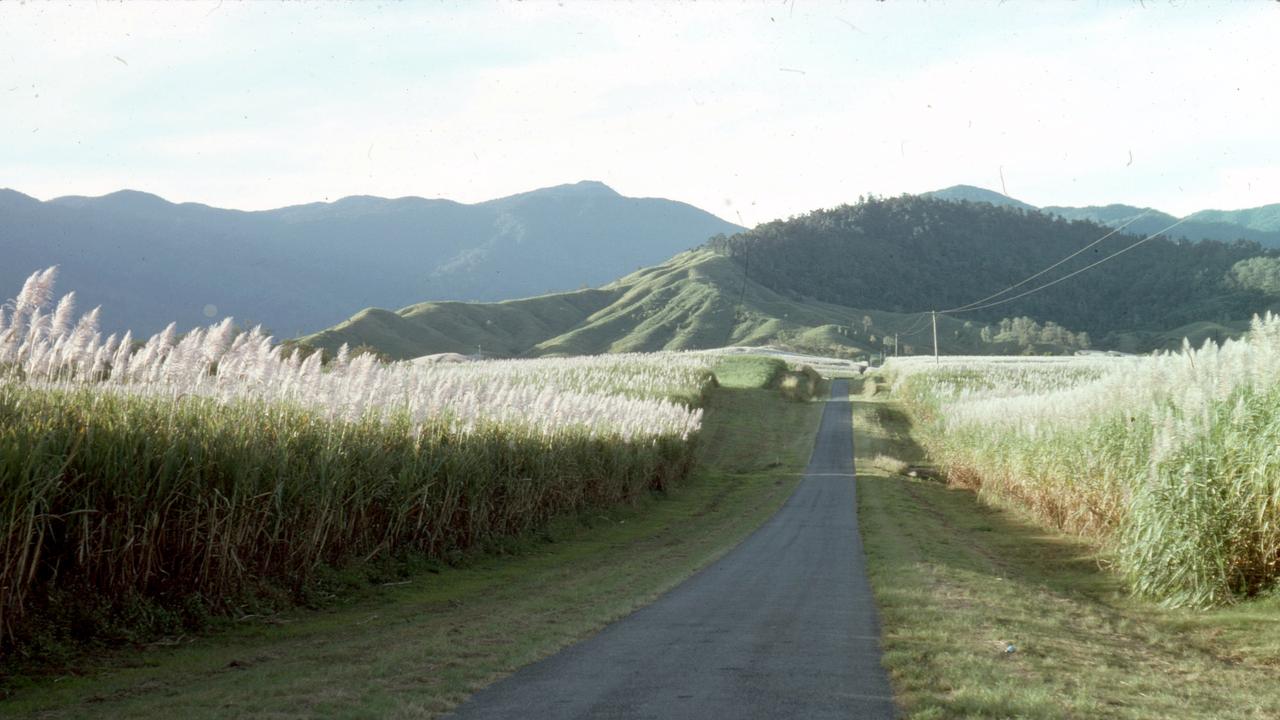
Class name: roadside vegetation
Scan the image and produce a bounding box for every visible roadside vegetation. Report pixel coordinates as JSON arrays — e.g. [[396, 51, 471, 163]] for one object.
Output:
[[0, 268, 710, 671], [2, 350, 825, 717], [883, 316, 1280, 607], [852, 378, 1280, 719]]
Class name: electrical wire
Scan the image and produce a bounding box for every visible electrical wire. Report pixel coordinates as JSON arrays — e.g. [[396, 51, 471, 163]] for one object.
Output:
[[944, 216, 1191, 314], [897, 312, 934, 338], [941, 209, 1155, 313]]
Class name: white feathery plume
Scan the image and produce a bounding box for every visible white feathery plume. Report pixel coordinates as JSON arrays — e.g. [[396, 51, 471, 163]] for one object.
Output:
[[156, 322, 177, 351], [50, 292, 76, 340], [2, 266, 714, 441], [23, 308, 48, 350], [110, 330, 133, 382], [101, 333, 119, 360], [203, 317, 235, 365], [68, 306, 101, 369], [91, 343, 111, 380], [14, 266, 58, 315]]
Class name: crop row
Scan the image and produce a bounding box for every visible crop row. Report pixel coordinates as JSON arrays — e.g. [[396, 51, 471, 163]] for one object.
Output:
[[0, 268, 713, 653], [886, 315, 1280, 607]]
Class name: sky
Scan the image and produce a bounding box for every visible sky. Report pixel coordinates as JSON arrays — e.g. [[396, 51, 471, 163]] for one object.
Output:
[[2, 1, 1277, 227]]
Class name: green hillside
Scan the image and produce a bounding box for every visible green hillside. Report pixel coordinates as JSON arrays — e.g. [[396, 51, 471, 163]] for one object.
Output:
[[0, 181, 740, 337], [1186, 204, 1280, 233], [297, 251, 1007, 361], [708, 194, 1280, 339], [300, 195, 1280, 361], [924, 185, 1280, 248]]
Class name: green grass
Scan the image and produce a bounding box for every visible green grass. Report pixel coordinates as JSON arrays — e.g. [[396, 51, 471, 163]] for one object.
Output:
[[853, 385, 1280, 719], [710, 355, 787, 389], [301, 287, 621, 360], [298, 250, 992, 361], [2, 383, 825, 718]]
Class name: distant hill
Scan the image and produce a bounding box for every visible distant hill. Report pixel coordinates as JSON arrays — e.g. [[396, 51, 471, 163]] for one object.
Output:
[[1041, 203, 1280, 247], [1185, 205, 1280, 234], [923, 185, 1037, 211], [1038, 204, 1181, 237], [300, 194, 1280, 361], [297, 250, 1005, 361], [923, 184, 1280, 248], [0, 182, 742, 337], [706, 194, 1280, 341]]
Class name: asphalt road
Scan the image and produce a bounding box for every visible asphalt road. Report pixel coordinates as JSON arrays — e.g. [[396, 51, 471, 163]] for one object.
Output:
[[448, 379, 895, 719]]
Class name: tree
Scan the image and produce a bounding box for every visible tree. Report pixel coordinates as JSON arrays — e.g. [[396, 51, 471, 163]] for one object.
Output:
[[711, 193, 1271, 344], [1228, 256, 1280, 295]]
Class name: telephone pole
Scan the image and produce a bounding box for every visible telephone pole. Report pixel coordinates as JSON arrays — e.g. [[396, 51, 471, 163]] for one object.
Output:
[[894, 333, 899, 357], [931, 310, 939, 365]]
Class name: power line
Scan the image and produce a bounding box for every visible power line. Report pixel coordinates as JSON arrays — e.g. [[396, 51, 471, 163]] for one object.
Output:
[[941, 209, 1155, 314], [879, 214, 1169, 353], [944, 216, 1191, 315], [897, 311, 933, 338]]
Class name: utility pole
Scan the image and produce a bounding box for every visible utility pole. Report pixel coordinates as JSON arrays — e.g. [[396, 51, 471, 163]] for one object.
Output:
[[894, 333, 899, 357], [931, 310, 939, 365]]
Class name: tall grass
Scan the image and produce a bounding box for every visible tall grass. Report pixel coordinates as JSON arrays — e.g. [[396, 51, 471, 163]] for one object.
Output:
[[0, 268, 712, 655], [885, 318, 1280, 607]]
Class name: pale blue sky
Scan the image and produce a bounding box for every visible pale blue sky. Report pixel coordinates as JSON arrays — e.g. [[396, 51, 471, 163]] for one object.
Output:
[[2, 1, 1277, 226]]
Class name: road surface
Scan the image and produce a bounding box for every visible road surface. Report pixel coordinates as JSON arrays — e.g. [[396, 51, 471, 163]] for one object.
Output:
[[449, 379, 894, 719]]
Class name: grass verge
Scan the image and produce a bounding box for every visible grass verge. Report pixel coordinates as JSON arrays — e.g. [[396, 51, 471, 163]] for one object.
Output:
[[710, 355, 787, 389], [853, 385, 1280, 719], [2, 383, 824, 718]]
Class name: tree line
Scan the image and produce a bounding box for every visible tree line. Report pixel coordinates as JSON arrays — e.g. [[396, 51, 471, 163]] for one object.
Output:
[[706, 195, 1280, 339]]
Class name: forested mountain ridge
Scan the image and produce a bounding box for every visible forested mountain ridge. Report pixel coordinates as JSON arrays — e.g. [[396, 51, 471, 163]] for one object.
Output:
[[0, 182, 742, 337], [299, 193, 1277, 361], [1186, 205, 1280, 233], [706, 194, 1280, 339], [926, 184, 1280, 248]]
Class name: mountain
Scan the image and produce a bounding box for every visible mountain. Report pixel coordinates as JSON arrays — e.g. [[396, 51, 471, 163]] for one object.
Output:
[[295, 249, 997, 361], [0, 182, 742, 337], [1040, 203, 1280, 247], [1038, 204, 1181, 237], [922, 184, 1280, 248], [299, 194, 1280, 361], [1185, 205, 1280, 234], [707, 194, 1279, 340], [922, 185, 1037, 211]]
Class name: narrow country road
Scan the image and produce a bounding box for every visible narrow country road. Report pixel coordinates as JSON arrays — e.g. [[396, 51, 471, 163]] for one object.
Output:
[[448, 379, 895, 719]]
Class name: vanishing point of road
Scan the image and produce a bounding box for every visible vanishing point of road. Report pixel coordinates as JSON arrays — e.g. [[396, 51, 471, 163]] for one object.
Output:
[[449, 379, 895, 719]]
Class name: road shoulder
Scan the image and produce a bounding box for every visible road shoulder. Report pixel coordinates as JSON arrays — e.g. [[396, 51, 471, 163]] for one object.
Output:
[[853, 384, 1280, 719]]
